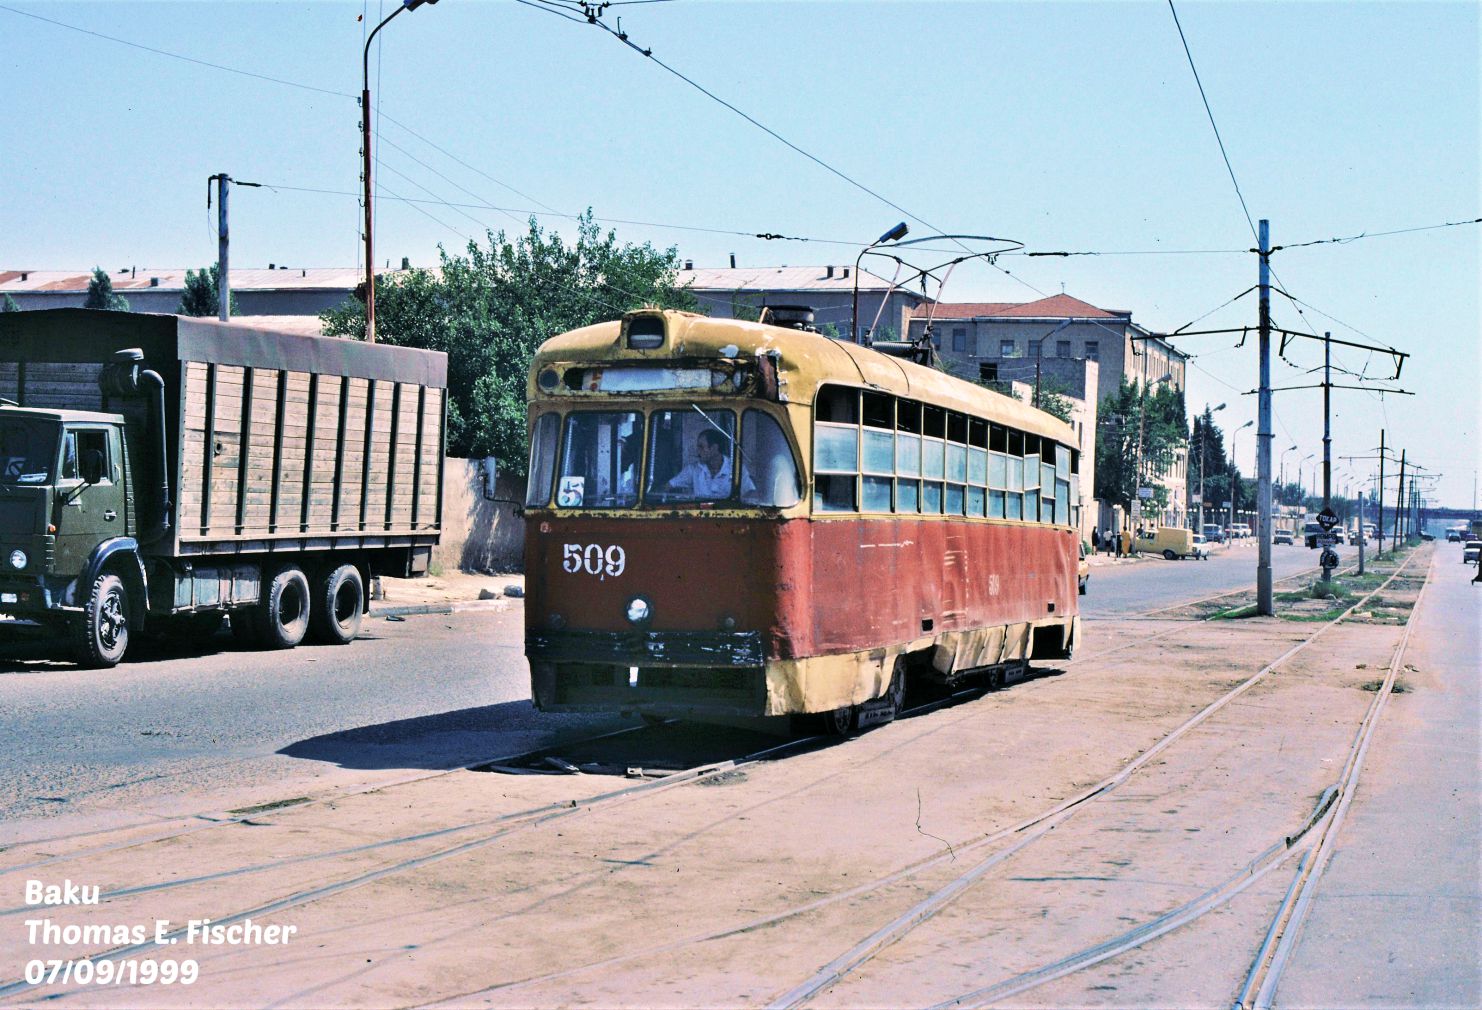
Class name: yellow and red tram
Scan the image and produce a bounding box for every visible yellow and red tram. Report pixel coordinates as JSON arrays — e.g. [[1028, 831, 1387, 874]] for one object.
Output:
[[522, 308, 1081, 730]]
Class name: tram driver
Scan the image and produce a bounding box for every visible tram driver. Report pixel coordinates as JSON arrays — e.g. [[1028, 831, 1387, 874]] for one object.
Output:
[[663, 428, 755, 499]]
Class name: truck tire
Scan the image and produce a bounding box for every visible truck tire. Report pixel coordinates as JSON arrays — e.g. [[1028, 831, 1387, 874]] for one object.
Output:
[[73, 572, 130, 668], [310, 564, 364, 644], [256, 565, 311, 649]]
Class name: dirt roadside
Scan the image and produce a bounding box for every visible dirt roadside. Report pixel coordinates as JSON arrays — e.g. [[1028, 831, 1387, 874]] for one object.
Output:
[[0, 549, 1434, 1008]]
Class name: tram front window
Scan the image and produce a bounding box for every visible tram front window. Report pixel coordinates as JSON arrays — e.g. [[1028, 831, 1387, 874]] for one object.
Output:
[[556, 411, 642, 508], [646, 408, 747, 503]]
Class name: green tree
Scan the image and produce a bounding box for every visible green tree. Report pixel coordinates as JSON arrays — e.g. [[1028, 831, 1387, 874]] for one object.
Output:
[[1095, 377, 1188, 516], [0, 294, 19, 313], [178, 264, 238, 316], [83, 267, 129, 311], [321, 212, 696, 471]]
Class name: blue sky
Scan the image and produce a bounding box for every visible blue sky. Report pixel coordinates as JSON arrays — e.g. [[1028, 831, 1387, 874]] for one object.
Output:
[[1, 1, 1477, 508]]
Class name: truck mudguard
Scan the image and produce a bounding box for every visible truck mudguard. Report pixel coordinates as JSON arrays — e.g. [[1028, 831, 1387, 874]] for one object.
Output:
[[81, 537, 148, 612]]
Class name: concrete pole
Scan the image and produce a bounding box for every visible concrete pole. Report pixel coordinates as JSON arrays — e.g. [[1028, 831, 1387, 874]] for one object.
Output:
[[1356, 478, 1366, 574], [217, 174, 230, 322], [1393, 449, 1406, 547], [1256, 219, 1274, 614], [1376, 429, 1386, 557], [1320, 330, 1332, 585]]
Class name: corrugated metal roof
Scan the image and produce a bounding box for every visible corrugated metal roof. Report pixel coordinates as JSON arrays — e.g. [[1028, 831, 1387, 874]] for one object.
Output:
[[0, 267, 405, 293], [913, 294, 1129, 320], [677, 265, 910, 293]]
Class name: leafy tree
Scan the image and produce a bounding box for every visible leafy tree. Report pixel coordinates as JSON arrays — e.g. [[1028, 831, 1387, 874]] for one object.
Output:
[[321, 212, 696, 471], [1095, 377, 1187, 517], [0, 294, 18, 312], [83, 267, 129, 311], [178, 264, 238, 316]]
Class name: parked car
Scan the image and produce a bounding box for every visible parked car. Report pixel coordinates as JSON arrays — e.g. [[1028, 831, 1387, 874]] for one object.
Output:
[[1274, 529, 1295, 546], [1233, 523, 1252, 539], [1136, 525, 1202, 560], [1078, 541, 1089, 596], [1462, 541, 1481, 565], [1201, 523, 1226, 544], [1191, 533, 1211, 559]]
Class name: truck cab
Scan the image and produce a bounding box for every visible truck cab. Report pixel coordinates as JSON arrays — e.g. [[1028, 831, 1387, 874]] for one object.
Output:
[[0, 406, 137, 655]]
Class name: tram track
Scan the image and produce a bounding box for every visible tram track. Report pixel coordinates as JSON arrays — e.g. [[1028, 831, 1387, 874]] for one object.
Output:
[[764, 548, 1427, 1009], [2, 552, 1424, 1005], [407, 550, 1424, 1006]]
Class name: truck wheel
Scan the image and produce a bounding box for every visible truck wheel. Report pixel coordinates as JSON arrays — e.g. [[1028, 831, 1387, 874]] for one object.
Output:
[[310, 564, 364, 644], [257, 565, 311, 649], [1163, 549, 1178, 560], [74, 572, 130, 668]]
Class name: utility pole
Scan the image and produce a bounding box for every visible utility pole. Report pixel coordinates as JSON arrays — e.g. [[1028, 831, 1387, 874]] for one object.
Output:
[[1393, 449, 1406, 547], [1256, 219, 1274, 614], [1319, 330, 1332, 585], [1376, 429, 1386, 557], [1356, 475, 1366, 574], [212, 173, 230, 321]]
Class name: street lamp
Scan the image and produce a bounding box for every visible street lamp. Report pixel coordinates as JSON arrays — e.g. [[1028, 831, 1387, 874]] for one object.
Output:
[[362, 0, 440, 343], [1196, 403, 1226, 533], [1230, 420, 1253, 532], [1298, 453, 1314, 503], [852, 222, 908, 344], [1279, 444, 1298, 492]]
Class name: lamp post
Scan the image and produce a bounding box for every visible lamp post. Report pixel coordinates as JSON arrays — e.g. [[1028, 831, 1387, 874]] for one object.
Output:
[[852, 222, 908, 345], [362, 0, 440, 343], [1230, 420, 1253, 533], [1280, 444, 1298, 495], [1298, 453, 1314, 506], [1197, 403, 1226, 534]]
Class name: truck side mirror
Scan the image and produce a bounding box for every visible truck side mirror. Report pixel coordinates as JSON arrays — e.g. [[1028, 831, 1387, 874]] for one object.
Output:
[[480, 457, 499, 501], [80, 448, 105, 485]]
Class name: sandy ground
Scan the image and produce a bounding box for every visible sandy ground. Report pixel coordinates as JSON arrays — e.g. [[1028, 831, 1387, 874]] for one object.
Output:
[[0, 549, 1446, 1009]]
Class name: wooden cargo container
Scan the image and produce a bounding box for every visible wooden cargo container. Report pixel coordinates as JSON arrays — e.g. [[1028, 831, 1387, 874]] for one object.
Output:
[[0, 309, 448, 665]]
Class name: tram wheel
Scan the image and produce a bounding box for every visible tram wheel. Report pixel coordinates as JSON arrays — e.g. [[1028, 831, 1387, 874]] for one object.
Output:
[[884, 657, 907, 717], [819, 704, 856, 737]]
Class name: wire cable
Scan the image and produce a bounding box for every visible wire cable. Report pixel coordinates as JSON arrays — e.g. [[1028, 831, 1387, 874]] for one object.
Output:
[[1167, 0, 1258, 243]]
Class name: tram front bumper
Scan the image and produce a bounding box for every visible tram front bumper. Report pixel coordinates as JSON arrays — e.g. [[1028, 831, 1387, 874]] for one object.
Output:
[[526, 629, 768, 717]]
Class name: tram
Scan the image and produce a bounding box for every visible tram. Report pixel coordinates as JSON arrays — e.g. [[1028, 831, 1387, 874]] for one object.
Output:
[[522, 307, 1082, 731]]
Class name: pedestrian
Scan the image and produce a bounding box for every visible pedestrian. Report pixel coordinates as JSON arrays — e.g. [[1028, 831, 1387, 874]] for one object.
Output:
[[1091, 527, 1101, 553], [1114, 530, 1123, 558]]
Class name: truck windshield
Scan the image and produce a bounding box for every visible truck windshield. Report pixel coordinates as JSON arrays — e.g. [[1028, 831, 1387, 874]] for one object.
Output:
[[0, 418, 58, 484]]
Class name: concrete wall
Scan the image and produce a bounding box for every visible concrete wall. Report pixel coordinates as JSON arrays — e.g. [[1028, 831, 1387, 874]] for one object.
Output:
[[6, 289, 356, 316], [434, 458, 527, 574]]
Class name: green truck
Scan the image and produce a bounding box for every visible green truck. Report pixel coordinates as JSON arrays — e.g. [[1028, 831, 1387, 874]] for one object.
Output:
[[0, 309, 447, 666]]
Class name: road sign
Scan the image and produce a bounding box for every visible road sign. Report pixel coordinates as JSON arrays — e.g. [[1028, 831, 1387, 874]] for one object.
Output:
[[1137, 487, 1154, 499], [1316, 507, 1339, 530], [1319, 532, 1342, 546]]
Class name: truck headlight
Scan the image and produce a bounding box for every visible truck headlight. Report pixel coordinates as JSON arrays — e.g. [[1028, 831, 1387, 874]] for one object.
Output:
[[625, 597, 651, 625], [8, 549, 27, 570]]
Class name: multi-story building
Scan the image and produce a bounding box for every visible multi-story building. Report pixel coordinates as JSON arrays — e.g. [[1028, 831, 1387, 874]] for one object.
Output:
[[906, 293, 1189, 527]]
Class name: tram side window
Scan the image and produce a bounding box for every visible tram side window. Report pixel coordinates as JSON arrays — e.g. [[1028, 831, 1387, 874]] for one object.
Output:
[[1004, 430, 1024, 520], [861, 392, 894, 512], [1023, 435, 1041, 523], [740, 410, 801, 508], [1041, 462, 1057, 522], [526, 412, 560, 507], [967, 419, 988, 517], [988, 448, 1007, 518], [557, 412, 642, 508], [896, 399, 921, 513], [814, 385, 859, 512], [646, 408, 741, 502]]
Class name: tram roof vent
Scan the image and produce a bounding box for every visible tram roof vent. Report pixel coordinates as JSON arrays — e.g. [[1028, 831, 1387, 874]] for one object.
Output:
[[758, 304, 816, 331]]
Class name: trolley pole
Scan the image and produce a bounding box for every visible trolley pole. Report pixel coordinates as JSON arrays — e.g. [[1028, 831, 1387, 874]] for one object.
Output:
[[1256, 219, 1274, 615]]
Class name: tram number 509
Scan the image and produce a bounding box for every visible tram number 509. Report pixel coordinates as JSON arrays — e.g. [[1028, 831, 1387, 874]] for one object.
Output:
[[562, 543, 627, 579]]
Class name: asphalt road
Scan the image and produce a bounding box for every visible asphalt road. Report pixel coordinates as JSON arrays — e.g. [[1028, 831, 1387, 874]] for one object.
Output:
[[1080, 539, 1361, 616], [0, 606, 623, 829], [0, 541, 1366, 831]]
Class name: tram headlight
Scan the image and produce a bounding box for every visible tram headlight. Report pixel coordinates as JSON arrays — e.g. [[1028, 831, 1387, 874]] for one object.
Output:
[[8, 549, 26, 570], [625, 596, 652, 625]]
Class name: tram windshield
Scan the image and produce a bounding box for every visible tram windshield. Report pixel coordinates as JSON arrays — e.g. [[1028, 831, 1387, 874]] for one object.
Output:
[[532, 407, 801, 509]]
